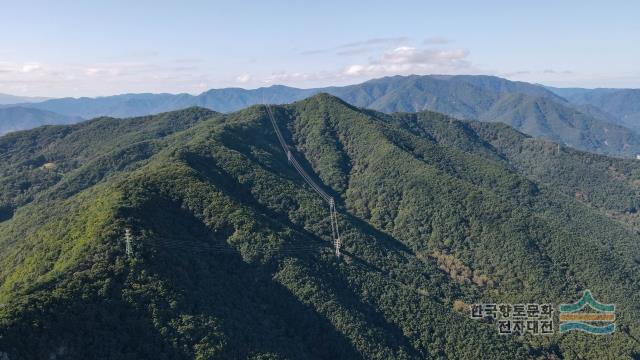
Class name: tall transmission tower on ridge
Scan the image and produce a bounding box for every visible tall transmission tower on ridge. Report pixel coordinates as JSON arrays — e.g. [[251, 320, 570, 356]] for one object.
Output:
[[329, 197, 341, 257], [264, 103, 342, 257], [125, 228, 134, 258]]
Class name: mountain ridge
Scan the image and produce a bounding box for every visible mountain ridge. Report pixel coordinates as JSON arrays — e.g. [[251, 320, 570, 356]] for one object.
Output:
[[0, 93, 50, 105], [549, 87, 640, 132], [0, 107, 82, 136], [5, 75, 640, 158], [1, 94, 639, 358]]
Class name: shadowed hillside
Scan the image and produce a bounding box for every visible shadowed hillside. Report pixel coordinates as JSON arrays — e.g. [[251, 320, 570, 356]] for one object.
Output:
[[0, 95, 639, 359]]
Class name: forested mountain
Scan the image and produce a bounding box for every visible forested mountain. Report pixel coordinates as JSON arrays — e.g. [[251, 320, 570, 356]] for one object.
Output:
[[6, 75, 640, 158], [195, 85, 317, 112], [549, 87, 640, 132], [327, 75, 564, 116], [0, 87, 316, 136], [1, 94, 639, 359], [329, 75, 640, 157], [14, 93, 199, 119], [477, 93, 640, 157], [11, 87, 316, 120], [0, 107, 82, 136], [0, 93, 49, 105]]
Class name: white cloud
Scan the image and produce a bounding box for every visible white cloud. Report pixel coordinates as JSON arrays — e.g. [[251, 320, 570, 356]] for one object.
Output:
[[83, 66, 124, 77], [503, 70, 531, 77], [263, 72, 317, 84], [543, 69, 573, 75], [342, 46, 472, 77], [236, 74, 252, 83], [344, 65, 366, 76], [300, 36, 410, 56], [339, 37, 410, 48], [379, 46, 468, 65], [20, 63, 42, 73], [235, 43, 476, 88], [0, 60, 220, 97], [500, 69, 576, 81], [85, 68, 100, 76]]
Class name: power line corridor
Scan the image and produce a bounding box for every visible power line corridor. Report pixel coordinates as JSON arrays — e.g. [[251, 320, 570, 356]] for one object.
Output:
[[264, 104, 342, 257], [122, 105, 343, 259]]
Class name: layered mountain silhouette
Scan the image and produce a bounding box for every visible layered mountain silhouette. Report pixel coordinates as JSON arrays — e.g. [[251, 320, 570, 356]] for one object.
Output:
[[0, 93, 50, 105], [3, 75, 640, 158], [550, 87, 640, 132], [1, 94, 639, 359], [0, 107, 82, 135]]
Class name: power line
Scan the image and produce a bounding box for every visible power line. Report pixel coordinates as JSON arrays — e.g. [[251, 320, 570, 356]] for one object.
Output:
[[263, 104, 342, 257], [118, 104, 343, 259]]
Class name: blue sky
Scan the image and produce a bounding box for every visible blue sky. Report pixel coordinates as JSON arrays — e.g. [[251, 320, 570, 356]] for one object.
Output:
[[1, 0, 638, 97]]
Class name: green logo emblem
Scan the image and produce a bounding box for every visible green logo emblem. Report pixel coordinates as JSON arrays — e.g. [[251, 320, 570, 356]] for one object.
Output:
[[559, 290, 615, 334]]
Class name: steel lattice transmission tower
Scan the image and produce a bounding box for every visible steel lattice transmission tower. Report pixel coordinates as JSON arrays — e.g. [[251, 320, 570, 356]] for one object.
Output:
[[264, 104, 342, 257], [125, 228, 134, 258]]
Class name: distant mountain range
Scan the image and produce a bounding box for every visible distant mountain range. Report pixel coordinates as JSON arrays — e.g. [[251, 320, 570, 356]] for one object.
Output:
[[2, 75, 640, 157], [0, 93, 50, 105], [548, 86, 640, 132], [0, 107, 82, 135]]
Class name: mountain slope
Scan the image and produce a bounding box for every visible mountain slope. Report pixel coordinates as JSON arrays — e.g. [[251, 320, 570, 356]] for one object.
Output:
[[387, 108, 640, 230], [16, 86, 317, 120], [477, 93, 640, 156], [0, 107, 82, 135], [551, 87, 640, 132], [195, 85, 317, 112], [17, 93, 198, 119], [328, 74, 564, 117], [0, 95, 639, 359], [9, 75, 640, 158], [328, 75, 640, 157]]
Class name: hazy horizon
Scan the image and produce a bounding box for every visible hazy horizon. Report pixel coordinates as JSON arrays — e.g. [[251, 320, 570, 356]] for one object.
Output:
[[2, 73, 639, 101], [2, 0, 639, 97]]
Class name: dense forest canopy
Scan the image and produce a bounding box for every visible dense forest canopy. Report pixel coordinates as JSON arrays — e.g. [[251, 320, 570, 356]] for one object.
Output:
[[0, 94, 638, 359]]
